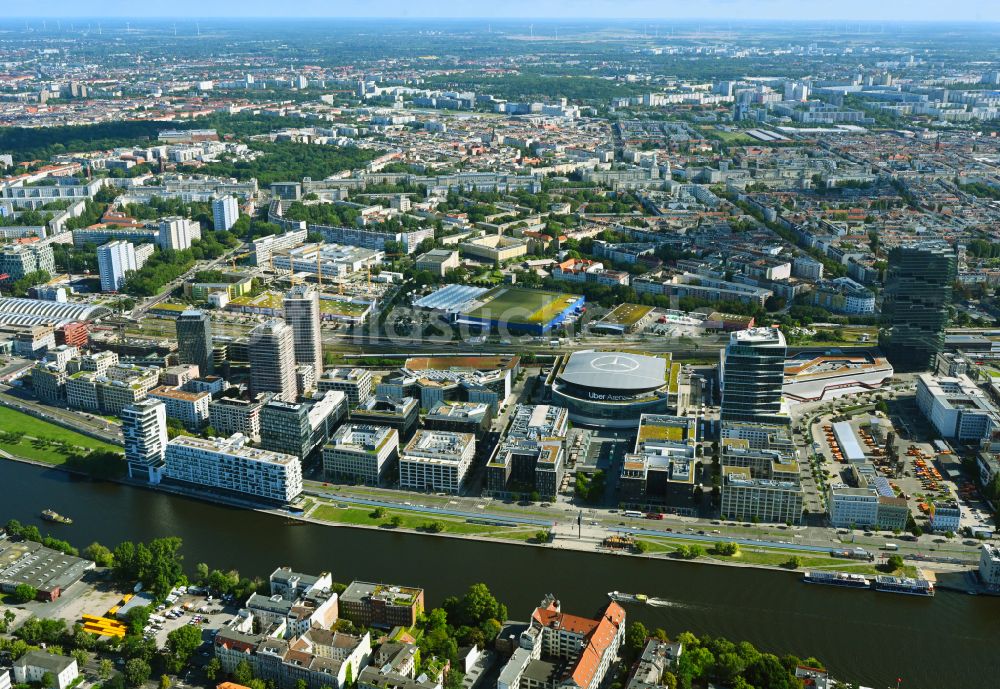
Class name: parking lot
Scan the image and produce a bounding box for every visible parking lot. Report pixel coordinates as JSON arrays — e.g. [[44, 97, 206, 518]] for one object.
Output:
[[145, 588, 239, 648]]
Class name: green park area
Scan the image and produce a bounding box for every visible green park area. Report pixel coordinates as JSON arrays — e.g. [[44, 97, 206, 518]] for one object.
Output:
[[0, 405, 121, 465], [310, 502, 544, 542]]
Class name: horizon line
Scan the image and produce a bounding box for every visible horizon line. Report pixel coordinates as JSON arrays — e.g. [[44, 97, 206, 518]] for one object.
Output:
[[5, 16, 1000, 24]]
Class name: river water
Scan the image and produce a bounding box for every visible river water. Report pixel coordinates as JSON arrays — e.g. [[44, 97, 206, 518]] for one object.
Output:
[[2, 460, 997, 689]]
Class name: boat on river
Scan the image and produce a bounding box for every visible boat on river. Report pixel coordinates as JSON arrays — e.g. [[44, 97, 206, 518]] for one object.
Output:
[[608, 591, 648, 603], [803, 571, 871, 589], [41, 509, 72, 524]]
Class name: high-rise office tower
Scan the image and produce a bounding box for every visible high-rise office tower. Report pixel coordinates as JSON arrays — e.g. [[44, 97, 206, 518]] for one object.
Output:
[[249, 319, 297, 403], [122, 399, 168, 483], [880, 242, 957, 373], [283, 285, 323, 379], [212, 195, 239, 232], [97, 240, 137, 292], [720, 327, 788, 425], [176, 310, 214, 376]]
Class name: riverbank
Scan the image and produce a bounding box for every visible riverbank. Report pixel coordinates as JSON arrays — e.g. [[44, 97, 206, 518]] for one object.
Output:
[[4, 457, 998, 689], [2, 449, 974, 580], [0, 450, 968, 576]]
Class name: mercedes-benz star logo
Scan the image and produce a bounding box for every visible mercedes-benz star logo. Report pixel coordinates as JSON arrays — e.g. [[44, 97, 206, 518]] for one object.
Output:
[[590, 355, 640, 373]]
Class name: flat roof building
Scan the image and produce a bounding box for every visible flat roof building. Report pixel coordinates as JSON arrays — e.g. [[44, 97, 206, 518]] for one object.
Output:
[[916, 373, 1000, 442], [399, 430, 475, 494], [323, 424, 399, 486], [165, 433, 303, 504], [720, 327, 788, 426]]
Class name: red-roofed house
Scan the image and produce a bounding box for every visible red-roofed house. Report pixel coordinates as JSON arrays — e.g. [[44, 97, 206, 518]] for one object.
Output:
[[498, 595, 625, 689]]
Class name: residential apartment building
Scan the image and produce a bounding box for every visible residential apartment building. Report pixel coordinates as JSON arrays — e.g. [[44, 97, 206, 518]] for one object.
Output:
[[0, 243, 54, 283], [323, 424, 399, 486], [810, 277, 876, 315], [720, 327, 788, 426], [398, 430, 475, 494], [209, 395, 266, 442], [13, 652, 78, 689], [158, 216, 201, 251], [164, 433, 303, 503], [339, 581, 424, 629], [65, 364, 160, 415], [149, 386, 211, 429], [284, 286, 324, 380], [250, 320, 298, 403], [122, 399, 168, 483], [497, 595, 625, 689], [97, 240, 152, 292], [260, 391, 347, 460], [213, 195, 240, 232]]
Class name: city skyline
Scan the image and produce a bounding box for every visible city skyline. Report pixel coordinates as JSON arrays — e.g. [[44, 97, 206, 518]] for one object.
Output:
[[5, 0, 1000, 21]]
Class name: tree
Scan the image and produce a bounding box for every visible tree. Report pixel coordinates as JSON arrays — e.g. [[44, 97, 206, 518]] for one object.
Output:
[[371, 507, 387, 519], [712, 542, 740, 557], [83, 542, 115, 567], [204, 658, 221, 682], [98, 659, 115, 681], [41, 672, 56, 689], [633, 541, 649, 554], [296, 680, 309, 689], [625, 622, 649, 657], [167, 624, 203, 665], [126, 606, 151, 638], [12, 583, 37, 603], [232, 660, 254, 685], [661, 672, 678, 689], [123, 659, 151, 688], [389, 515, 404, 528], [195, 562, 210, 584], [886, 554, 904, 572], [160, 675, 172, 689], [14, 616, 66, 645], [71, 649, 89, 670]]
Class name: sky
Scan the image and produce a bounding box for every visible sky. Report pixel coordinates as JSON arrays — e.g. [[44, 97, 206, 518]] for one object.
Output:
[[4, 0, 1000, 22]]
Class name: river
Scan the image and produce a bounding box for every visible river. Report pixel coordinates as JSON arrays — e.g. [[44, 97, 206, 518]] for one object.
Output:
[[2, 460, 997, 689]]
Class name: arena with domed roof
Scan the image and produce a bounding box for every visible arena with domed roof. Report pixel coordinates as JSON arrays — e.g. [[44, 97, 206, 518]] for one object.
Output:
[[549, 350, 688, 428]]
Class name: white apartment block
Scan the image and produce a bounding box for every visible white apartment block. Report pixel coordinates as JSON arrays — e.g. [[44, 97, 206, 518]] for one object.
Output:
[[14, 652, 78, 689], [157, 216, 202, 251], [323, 424, 399, 485], [916, 373, 1000, 442], [979, 544, 1000, 589], [150, 386, 211, 428], [317, 368, 374, 407], [165, 433, 303, 503], [213, 195, 240, 231], [398, 430, 475, 494], [97, 240, 140, 292], [122, 399, 168, 484]]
